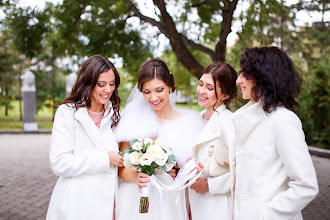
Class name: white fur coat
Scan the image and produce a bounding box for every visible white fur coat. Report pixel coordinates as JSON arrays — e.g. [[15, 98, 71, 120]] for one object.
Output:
[[115, 98, 205, 167]]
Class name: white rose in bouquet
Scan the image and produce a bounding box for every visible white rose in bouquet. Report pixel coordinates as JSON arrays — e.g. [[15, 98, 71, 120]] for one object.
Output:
[[132, 142, 143, 151], [143, 137, 154, 145], [155, 153, 168, 166], [129, 151, 142, 165], [123, 154, 132, 166], [165, 161, 176, 172], [161, 144, 172, 155], [138, 153, 154, 166], [146, 144, 165, 161]]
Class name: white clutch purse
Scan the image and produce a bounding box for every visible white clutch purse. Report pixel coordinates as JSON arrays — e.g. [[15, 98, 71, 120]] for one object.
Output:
[[204, 144, 229, 177]]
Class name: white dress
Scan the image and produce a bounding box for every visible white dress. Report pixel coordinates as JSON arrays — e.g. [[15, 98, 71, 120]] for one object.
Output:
[[115, 98, 205, 220]]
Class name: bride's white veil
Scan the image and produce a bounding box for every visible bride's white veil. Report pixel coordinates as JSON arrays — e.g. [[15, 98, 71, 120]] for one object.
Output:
[[125, 84, 177, 107]]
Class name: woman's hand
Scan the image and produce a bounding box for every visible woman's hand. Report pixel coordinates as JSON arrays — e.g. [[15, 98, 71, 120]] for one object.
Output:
[[183, 157, 204, 173], [137, 172, 150, 193], [108, 151, 124, 167], [170, 165, 179, 179], [190, 177, 209, 194], [195, 160, 204, 172]]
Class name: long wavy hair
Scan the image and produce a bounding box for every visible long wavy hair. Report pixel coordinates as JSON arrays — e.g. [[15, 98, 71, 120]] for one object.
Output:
[[202, 62, 238, 110], [240, 46, 302, 113], [63, 55, 121, 129]]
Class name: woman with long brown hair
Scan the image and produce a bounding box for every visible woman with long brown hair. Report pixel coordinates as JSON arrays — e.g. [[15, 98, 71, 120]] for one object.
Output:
[[46, 55, 124, 220]]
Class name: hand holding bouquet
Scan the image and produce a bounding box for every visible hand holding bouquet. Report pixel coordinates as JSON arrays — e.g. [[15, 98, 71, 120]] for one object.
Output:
[[119, 137, 176, 213]]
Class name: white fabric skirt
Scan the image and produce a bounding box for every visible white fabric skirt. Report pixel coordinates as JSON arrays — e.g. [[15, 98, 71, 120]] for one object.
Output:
[[116, 172, 188, 220]]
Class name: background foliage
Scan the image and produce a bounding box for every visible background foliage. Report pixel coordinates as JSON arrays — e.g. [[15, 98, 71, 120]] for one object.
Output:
[[0, 0, 329, 148]]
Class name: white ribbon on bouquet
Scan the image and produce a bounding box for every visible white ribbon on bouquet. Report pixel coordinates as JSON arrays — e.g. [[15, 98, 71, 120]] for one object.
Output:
[[140, 159, 202, 218]]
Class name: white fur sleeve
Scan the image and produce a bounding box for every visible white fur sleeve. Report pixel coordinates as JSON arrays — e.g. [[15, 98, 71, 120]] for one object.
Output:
[[114, 98, 160, 143]]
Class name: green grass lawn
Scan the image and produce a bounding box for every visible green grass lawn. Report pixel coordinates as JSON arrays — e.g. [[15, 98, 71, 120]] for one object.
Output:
[[0, 100, 204, 130], [0, 101, 54, 130]]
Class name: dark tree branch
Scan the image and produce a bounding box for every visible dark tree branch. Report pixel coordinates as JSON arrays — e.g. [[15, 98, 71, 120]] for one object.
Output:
[[125, 0, 167, 33], [214, 0, 238, 61], [179, 34, 216, 60], [125, 0, 238, 77], [127, 0, 204, 78]]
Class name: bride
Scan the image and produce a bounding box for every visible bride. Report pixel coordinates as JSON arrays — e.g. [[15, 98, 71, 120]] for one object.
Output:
[[115, 59, 205, 220]]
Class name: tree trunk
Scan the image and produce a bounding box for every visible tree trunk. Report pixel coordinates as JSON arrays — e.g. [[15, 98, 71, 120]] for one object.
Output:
[[5, 86, 8, 116], [126, 0, 238, 78], [214, 0, 238, 61], [19, 72, 23, 121]]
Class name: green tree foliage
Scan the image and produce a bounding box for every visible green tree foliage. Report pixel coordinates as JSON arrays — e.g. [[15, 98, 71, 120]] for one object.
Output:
[[2, 2, 67, 117], [4, 4, 51, 58], [52, 0, 152, 75], [293, 1, 330, 148], [0, 34, 18, 116], [230, 0, 329, 147]]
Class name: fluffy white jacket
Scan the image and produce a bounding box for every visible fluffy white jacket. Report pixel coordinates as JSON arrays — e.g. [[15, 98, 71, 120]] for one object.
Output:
[[115, 98, 205, 167]]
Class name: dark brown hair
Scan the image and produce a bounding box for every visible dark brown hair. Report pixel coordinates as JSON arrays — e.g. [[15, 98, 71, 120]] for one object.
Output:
[[202, 62, 238, 109], [63, 54, 121, 129], [137, 59, 176, 92], [240, 46, 302, 113]]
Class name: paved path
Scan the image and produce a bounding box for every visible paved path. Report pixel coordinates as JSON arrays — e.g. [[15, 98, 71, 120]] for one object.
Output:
[[0, 134, 329, 220]]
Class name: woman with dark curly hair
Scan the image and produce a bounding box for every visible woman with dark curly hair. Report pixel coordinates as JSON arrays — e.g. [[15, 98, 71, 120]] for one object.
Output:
[[231, 46, 319, 220], [47, 55, 124, 220]]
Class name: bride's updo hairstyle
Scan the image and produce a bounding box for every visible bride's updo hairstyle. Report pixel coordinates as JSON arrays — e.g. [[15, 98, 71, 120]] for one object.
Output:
[[137, 58, 176, 92]]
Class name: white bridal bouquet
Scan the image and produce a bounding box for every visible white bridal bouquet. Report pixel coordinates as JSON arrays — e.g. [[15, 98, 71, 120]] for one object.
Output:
[[119, 137, 176, 213]]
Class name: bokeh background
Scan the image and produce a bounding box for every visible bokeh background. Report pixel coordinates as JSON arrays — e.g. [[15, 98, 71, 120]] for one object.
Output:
[[0, 0, 329, 148]]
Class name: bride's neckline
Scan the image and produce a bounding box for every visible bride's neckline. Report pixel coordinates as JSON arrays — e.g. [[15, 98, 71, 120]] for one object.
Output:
[[156, 106, 182, 125]]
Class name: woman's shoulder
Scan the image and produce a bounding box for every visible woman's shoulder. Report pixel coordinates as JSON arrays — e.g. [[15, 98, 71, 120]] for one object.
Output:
[[220, 108, 233, 118], [122, 98, 150, 113], [54, 103, 75, 117], [269, 106, 302, 128], [177, 107, 203, 121], [115, 98, 159, 142], [173, 107, 205, 131], [119, 98, 158, 123]]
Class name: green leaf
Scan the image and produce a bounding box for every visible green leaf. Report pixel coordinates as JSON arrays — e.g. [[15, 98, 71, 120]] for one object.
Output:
[[142, 142, 150, 153], [142, 166, 154, 176], [167, 154, 175, 163], [123, 147, 132, 154], [129, 139, 138, 146], [118, 151, 124, 157], [160, 165, 166, 172]]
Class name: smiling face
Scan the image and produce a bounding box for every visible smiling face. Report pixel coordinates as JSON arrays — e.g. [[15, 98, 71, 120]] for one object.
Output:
[[236, 72, 254, 100], [141, 78, 171, 112], [197, 73, 228, 111], [90, 69, 116, 111]]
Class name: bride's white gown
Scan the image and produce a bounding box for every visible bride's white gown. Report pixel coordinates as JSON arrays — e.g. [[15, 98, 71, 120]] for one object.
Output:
[[115, 99, 205, 220]]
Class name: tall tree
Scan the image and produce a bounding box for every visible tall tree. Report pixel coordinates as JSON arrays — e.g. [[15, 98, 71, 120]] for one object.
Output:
[[126, 0, 238, 78]]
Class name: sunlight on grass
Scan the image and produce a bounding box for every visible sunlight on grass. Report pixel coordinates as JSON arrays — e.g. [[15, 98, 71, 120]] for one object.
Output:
[[1, 101, 203, 130], [0, 101, 53, 130]]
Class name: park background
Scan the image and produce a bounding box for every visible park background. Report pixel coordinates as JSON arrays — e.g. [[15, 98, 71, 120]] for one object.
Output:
[[0, 0, 329, 148]]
